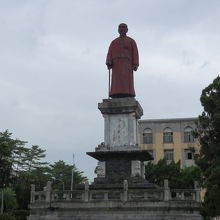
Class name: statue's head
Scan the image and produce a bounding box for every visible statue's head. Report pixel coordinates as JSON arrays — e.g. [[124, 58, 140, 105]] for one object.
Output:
[[118, 23, 128, 37]]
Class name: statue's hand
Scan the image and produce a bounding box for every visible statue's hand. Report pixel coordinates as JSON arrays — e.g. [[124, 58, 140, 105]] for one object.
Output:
[[107, 64, 112, 70], [133, 66, 138, 71]]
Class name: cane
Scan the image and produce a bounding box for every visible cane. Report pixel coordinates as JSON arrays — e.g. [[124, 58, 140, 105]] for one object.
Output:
[[108, 68, 111, 98]]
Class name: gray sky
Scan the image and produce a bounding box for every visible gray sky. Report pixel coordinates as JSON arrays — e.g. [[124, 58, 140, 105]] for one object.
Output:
[[1, 0, 220, 181]]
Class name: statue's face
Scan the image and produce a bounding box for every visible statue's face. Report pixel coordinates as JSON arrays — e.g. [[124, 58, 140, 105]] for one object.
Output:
[[118, 23, 128, 36]]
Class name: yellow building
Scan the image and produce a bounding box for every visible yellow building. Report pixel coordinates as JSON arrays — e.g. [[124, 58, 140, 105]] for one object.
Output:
[[138, 118, 200, 167]]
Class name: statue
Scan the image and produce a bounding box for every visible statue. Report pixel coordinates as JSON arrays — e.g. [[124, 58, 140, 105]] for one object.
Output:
[[106, 23, 139, 98]]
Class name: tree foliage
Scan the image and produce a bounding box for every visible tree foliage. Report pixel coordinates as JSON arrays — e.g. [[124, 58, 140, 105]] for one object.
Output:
[[0, 213, 16, 220], [50, 160, 87, 191], [0, 130, 26, 188], [145, 159, 201, 189], [194, 76, 220, 217], [0, 130, 88, 217], [0, 188, 17, 213]]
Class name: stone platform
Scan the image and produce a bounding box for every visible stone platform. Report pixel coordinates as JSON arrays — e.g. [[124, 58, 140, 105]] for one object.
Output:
[[28, 180, 202, 220]]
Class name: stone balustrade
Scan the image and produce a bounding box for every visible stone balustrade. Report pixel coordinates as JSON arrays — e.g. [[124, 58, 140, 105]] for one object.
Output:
[[30, 179, 201, 204]]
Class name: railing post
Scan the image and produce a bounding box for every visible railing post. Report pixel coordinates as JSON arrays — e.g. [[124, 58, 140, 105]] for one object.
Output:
[[164, 179, 170, 201], [104, 192, 108, 200], [30, 184, 35, 203], [46, 181, 52, 202], [123, 180, 128, 202], [194, 181, 201, 202], [66, 193, 70, 200], [84, 181, 89, 202], [181, 192, 184, 200]]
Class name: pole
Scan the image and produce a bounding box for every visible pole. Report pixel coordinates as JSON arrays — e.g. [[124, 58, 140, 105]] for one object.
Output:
[[71, 153, 75, 195], [108, 69, 111, 98], [1, 189, 3, 214]]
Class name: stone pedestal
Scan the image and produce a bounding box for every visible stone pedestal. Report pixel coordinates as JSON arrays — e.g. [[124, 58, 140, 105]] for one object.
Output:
[[87, 97, 153, 184], [98, 97, 143, 149]]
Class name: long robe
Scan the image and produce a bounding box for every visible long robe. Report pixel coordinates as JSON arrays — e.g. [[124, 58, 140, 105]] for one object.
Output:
[[106, 36, 139, 97]]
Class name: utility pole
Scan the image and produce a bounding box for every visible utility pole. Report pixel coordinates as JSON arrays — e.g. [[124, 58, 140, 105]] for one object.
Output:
[[71, 153, 75, 193]]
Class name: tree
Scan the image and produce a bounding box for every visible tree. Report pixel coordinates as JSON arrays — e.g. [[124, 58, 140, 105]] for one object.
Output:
[[0, 188, 17, 214], [21, 145, 47, 173], [0, 130, 26, 188], [194, 76, 220, 217], [0, 130, 89, 212], [14, 145, 48, 210], [0, 213, 16, 220], [145, 159, 201, 189], [49, 160, 87, 190]]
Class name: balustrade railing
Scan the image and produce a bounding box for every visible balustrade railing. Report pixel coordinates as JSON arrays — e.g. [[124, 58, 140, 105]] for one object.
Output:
[[30, 179, 201, 204]]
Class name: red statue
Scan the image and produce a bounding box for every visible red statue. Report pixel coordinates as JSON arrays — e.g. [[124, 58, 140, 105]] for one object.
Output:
[[106, 23, 139, 98]]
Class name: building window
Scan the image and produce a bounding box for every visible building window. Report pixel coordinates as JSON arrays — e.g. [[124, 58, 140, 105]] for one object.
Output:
[[143, 128, 153, 144], [163, 127, 173, 143], [184, 149, 193, 160], [164, 149, 173, 161], [184, 126, 194, 142]]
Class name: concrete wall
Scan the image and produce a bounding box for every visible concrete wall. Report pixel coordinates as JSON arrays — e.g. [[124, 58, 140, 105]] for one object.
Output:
[[28, 200, 202, 220]]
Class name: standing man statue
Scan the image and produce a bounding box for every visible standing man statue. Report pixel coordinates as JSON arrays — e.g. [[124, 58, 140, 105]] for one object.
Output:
[[106, 23, 139, 98]]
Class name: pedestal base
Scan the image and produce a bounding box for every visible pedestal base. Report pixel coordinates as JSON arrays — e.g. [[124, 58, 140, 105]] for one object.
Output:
[[87, 149, 152, 184], [98, 98, 143, 148]]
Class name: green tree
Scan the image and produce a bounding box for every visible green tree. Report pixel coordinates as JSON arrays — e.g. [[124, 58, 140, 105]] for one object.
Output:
[[49, 160, 87, 190], [145, 159, 201, 188], [21, 145, 47, 173], [0, 188, 17, 214], [14, 145, 48, 210], [194, 76, 220, 217], [0, 213, 16, 220], [0, 130, 26, 188]]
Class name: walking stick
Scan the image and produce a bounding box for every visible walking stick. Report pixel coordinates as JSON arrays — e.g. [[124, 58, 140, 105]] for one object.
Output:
[[108, 68, 111, 98]]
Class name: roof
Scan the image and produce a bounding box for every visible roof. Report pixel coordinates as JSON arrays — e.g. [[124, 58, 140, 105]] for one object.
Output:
[[139, 117, 198, 123]]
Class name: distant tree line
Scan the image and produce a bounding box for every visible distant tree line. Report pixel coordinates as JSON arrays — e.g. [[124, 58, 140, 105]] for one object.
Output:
[[0, 130, 87, 220]]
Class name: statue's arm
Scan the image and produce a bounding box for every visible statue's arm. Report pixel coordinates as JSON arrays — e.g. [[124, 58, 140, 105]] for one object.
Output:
[[132, 40, 139, 71], [106, 42, 113, 69]]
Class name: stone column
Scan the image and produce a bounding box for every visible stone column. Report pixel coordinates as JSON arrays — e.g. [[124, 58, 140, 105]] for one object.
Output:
[[84, 181, 89, 202], [123, 180, 128, 202], [30, 184, 35, 203], [45, 181, 52, 202], [164, 179, 170, 201], [194, 181, 201, 202]]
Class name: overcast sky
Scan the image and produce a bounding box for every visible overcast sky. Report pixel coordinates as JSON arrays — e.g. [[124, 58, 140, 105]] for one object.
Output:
[[1, 0, 220, 181]]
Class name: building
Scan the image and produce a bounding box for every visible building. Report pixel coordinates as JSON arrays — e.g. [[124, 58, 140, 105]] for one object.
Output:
[[138, 117, 200, 167]]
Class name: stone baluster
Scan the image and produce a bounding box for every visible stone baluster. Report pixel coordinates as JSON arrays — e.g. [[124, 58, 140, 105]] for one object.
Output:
[[45, 181, 52, 202], [104, 192, 108, 200], [194, 181, 201, 202], [84, 181, 89, 202], [123, 180, 128, 202], [66, 193, 70, 200], [181, 192, 184, 200], [30, 184, 35, 203], [164, 179, 170, 201]]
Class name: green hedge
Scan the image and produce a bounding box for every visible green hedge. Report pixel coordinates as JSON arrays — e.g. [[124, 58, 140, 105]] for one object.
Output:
[[0, 213, 16, 220], [13, 209, 29, 220]]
